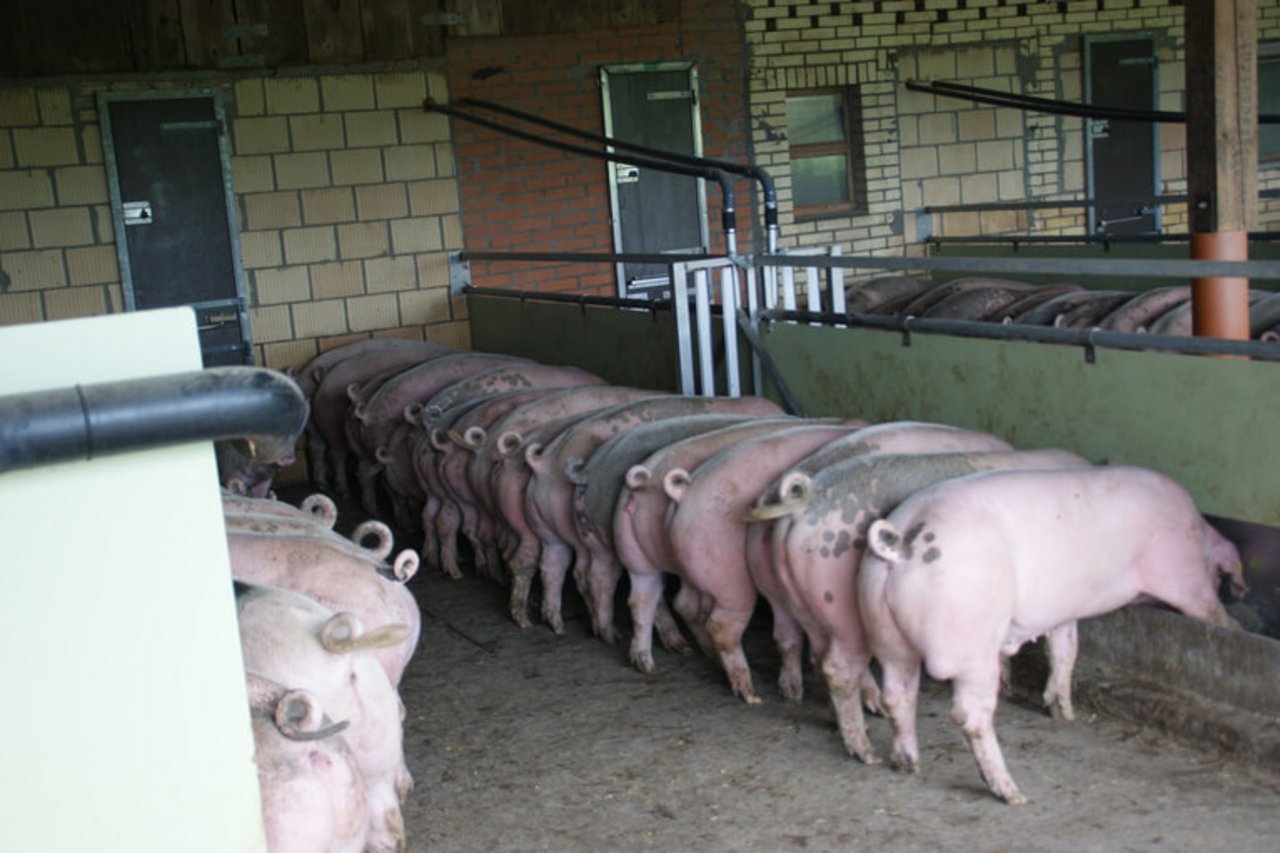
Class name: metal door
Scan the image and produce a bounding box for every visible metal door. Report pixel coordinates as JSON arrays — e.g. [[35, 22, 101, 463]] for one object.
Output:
[[100, 91, 252, 365], [601, 63, 709, 298], [1086, 37, 1160, 235]]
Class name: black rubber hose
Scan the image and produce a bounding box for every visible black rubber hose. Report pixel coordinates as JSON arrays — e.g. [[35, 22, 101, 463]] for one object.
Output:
[[0, 367, 307, 474]]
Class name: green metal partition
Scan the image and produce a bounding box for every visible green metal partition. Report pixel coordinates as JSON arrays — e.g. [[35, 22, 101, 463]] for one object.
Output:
[[758, 322, 1280, 526]]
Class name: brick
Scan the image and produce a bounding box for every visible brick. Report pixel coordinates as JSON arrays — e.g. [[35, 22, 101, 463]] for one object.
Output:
[[346, 293, 399, 332], [375, 73, 427, 109], [289, 114, 345, 151], [44, 285, 106, 320], [275, 152, 330, 190], [66, 245, 118, 285], [390, 217, 442, 254], [433, 143, 456, 177], [54, 165, 109, 205], [415, 252, 450, 288], [249, 304, 293, 341], [426, 320, 470, 349], [0, 88, 39, 126], [234, 79, 266, 117], [261, 339, 318, 372], [283, 226, 337, 265], [918, 113, 956, 144], [960, 172, 998, 204], [398, 286, 450, 325], [292, 299, 348, 337], [29, 208, 93, 247], [955, 46, 995, 78], [301, 188, 356, 224], [385, 144, 436, 181], [310, 260, 365, 299], [939, 143, 977, 175], [238, 230, 282, 269], [234, 116, 290, 155], [321, 75, 375, 111], [407, 179, 459, 216], [1, 248, 65, 290], [426, 72, 448, 103], [976, 140, 1014, 171], [0, 291, 42, 325], [957, 109, 996, 141], [338, 222, 389, 258], [356, 183, 408, 221], [363, 255, 416, 294], [440, 214, 463, 250], [899, 147, 939, 179], [13, 128, 78, 167], [264, 78, 319, 115], [921, 176, 961, 206], [232, 155, 275, 193], [399, 109, 450, 144], [0, 211, 29, 250], [244, 192, 301, 230], [38, 88, 72, 125], [331, 149, 384, 185], [255, 265, 312, 304], [345, 111, 398, 148]]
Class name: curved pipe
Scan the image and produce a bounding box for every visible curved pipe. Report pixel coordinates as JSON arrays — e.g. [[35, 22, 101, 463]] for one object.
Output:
[[424, 98, 738, 252], [0, 367, 307, 474], [458, 96, 779, 252]]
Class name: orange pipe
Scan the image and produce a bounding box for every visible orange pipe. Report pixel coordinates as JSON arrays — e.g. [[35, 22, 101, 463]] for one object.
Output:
[[1190, 230, 1250, 340]]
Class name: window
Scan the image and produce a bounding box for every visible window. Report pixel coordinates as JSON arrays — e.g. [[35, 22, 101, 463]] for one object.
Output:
[[1260, 41, 1280, 163], [786, 88, 867, 219]]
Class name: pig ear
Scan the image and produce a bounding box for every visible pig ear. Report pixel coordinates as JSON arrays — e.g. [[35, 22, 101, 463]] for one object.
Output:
[[392, 549, 420, 583], [301, 494, 338, 529], [275, 690, 350, 742], [625, 465, 651, 490], [351, 520, 393, 560], [663, 469, 691, 504], [866, 520, 905, 564]]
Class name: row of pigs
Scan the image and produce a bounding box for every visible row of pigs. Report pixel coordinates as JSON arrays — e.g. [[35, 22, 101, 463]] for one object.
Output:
[[240, 336, 1244, 821], [225, 487, 423, 852], [842, 275, 1280, 338]]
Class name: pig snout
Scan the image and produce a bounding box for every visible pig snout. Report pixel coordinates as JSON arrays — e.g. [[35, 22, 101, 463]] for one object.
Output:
[[1206, 525, 1249, 600]]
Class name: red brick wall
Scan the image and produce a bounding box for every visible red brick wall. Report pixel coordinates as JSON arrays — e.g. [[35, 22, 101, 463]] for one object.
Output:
[[445, 0, 753, 296]]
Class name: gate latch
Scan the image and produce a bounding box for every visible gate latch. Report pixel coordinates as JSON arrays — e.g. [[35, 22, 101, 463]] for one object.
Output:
[[122, 201, 153, 226], [614, 163, 640, 184]]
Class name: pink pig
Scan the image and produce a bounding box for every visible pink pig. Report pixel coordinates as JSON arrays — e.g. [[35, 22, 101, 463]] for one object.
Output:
[[859, 465, 1245, 804]]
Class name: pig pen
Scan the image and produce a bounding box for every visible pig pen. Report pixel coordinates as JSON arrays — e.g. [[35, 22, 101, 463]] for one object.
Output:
[[276, 485, 1280, 852], [395, 548, 1279, 850]]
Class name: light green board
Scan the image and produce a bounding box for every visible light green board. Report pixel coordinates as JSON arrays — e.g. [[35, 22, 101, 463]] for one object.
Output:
[[759, 322, 1280, 526]]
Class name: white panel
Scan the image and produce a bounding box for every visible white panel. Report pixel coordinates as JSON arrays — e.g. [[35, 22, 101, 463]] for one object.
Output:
[[0, 308, 267, 852]]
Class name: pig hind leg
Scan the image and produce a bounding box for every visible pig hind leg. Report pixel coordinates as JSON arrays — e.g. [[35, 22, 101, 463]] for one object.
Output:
[[950, 663, 1028, 804], [673, 582, 717, 659], [705, 602, 762, 704], [1042, 621, 1078, 721], [820, 643, 880, 763], [627, 571, 666, 673], [652, 595, 692, 655], [771, 602, 807, 702], [537, 541, 574, 635]]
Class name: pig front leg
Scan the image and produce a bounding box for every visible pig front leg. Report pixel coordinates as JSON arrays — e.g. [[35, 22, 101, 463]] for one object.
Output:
[[1043, 621, 1078, 721], [950, 664, 1028, 804]]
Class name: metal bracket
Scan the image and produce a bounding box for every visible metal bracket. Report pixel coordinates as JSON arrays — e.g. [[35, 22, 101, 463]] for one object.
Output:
[[1083, 328, 1098, 364], [901, 316, 916, 347], [448, 252, 471, 295]]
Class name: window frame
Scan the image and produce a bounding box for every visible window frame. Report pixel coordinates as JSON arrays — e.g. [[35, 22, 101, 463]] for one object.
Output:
[[1260, 40, 1280, 165], [786, 86, 868, 220]]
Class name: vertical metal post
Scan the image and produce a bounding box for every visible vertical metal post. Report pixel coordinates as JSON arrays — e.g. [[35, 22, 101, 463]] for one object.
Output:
[[694, 268, 715, 397], [805, 262, 821, 326], [745, 266, 764, 395], [720, 267, 741, 397], [829, 245, 846, 328], [671, 261, 696, 396], [781, 266, 797, 317]]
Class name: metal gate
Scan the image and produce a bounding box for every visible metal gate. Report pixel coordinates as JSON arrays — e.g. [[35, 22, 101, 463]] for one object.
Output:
[[99, 90, 253, 366], [601, 63, 710, 298], [1085, 36, 1160, 236]]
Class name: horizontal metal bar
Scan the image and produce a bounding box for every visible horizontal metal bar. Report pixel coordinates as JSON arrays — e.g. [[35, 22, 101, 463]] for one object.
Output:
[[759, 308, 1280, 362], [459, 250, 727, 265], [465, 286, 673, 312], [755, 253, 1280, 280], [923, 188, 1280, 215], [928, 232, 1280, 246]]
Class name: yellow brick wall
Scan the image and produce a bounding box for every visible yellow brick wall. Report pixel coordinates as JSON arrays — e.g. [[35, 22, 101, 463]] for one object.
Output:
[[0, 68, 470, 369], [745, 0, 1280, 247]]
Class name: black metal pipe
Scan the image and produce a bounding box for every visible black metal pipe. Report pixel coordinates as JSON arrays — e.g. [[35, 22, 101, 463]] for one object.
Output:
[[0, 367, 307, 474], [425, 98, 738, 251], [465, 285, 672, 312], [734, 309, 804, 416], [908, 78, 1280, 124], [927, 232, 1280, 246], [458, 96, 779, 252], [760, 308, 1280, 361]]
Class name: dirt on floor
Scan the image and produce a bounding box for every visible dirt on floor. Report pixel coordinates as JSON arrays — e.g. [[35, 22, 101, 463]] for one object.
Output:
[[395, 568, 1280, 853]]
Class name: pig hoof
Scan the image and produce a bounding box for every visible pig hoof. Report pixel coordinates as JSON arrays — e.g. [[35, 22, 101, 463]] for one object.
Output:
[[999, 788, 1029, 806], [779, 679, 803, 704], [629, 648, 656, 674], [854, 750, 881, 766], [889, 752, 919, 775], [510, 610, 533, 629], [597, 626, 620, 646]]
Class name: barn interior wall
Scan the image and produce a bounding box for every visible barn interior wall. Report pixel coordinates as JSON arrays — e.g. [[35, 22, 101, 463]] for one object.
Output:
[[744, 0, 1280, 251], [0, 67, 469, 369], [443, 0, 753, 295]]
